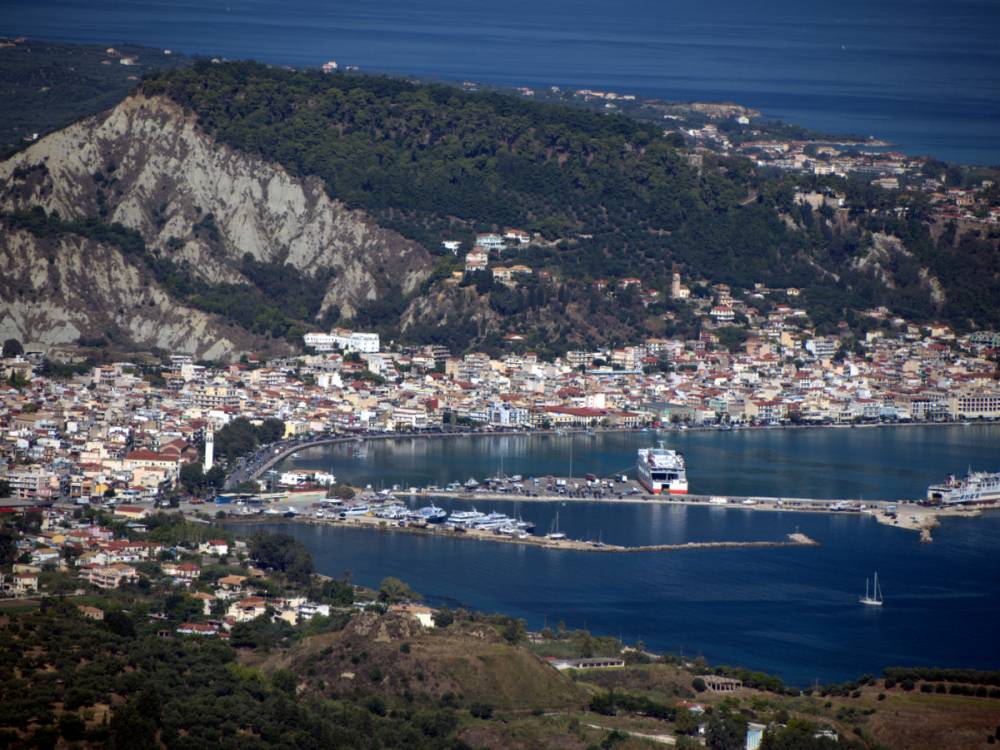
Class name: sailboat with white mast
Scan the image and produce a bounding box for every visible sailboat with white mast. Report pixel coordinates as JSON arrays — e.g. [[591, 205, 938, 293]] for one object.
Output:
[[860, 572, 884, 607], [546, 511, 566, 540]]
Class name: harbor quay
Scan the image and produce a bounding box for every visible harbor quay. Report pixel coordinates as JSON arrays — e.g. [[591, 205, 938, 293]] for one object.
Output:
[[208, 467, 917, 552], [225, 430, 993, 546]]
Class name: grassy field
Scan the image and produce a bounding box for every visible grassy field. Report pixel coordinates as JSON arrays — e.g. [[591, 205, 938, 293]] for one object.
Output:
[[571, 662, 1000, 750], [856, 687, 1000, 750], [249, 617, 1000, 749], [262, 614, 587, 712]]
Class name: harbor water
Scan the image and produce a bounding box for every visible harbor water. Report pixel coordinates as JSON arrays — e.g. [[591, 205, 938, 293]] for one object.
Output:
[[251, 425, 1000, 685], [279, 424, 1000, 501]]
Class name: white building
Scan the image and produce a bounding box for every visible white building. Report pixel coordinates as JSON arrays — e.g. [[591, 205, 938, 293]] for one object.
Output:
[[304, 330, 380, 353], [338, 331, 380, 353], [304, 332, 337, 352], [503, 228, 531, 245], [710, 306, 735, 324], [465, 248, 489, 273], [489, 402, 531, 427], [475, 233, 506, 252], [805, 338, 838, 360]]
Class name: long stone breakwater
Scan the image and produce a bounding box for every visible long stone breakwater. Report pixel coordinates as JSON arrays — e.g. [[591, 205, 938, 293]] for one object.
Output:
[[225, 513, 819, 553]]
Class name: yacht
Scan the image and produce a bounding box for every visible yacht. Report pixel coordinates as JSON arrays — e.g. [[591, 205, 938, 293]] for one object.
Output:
[[373, 504, 409, 520], [546, 511, 566, 540], [471, 512, 515, 530], [860, 572, 884, 607], [447, 509, 487, 527]]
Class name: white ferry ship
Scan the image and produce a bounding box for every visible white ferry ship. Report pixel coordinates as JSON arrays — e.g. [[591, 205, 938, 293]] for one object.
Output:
[[926, 471, 1000, 505], [636, 443, 688, 495]]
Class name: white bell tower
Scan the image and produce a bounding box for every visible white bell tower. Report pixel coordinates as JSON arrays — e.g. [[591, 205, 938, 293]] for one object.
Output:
[[204, 426, 215, 472]]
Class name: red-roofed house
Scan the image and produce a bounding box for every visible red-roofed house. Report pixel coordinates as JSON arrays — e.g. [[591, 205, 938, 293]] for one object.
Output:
[[177, 622, 219, 636]]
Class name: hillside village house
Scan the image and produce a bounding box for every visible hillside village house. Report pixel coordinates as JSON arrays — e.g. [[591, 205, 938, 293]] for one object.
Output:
[[161, 561, 200, 581], [475, 233, 505, 252], [191, 592, 216, 616], [227, 596, 268, 624], [503, 228, 531, 245], [177, 622, 220, 636], [216, 574, 248, 598], [77, 605, 105, 621], [30, 548, 61, 566], [711, 306, 736, 323], [391, 603, 436, 628], [3, 571, 39, 594], [83, 563, 139, 589], [198, 539, 229, 556], [465, 248, 489, 272]]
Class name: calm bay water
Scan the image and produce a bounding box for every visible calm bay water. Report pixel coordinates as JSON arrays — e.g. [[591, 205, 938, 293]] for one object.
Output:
[[280, 424, 1000, 501], [247, 512, 1000, 686], [3, 0, 999, 163], [258, 425, 1000, 684]]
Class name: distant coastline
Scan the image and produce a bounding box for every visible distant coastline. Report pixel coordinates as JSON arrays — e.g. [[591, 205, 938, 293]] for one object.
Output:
[[3, 0, 998, 165]]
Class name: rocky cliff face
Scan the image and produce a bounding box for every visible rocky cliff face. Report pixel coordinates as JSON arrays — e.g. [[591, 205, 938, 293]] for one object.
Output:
[[0, 94, 433, 319], [0, 227, 266, 359]]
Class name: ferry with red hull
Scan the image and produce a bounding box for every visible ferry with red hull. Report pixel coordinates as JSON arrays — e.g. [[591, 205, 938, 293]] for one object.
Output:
[[636, 444, 688, 495]]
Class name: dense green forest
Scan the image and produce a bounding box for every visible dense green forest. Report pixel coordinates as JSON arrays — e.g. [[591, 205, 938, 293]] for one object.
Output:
[[0, 599, 474, 750], [0, 40, 189, 158], [141, 63, 813, 289], [137, 61, 1000, 341]]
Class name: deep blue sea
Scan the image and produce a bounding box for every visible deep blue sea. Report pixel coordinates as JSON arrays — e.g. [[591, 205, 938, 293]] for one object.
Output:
[[256, 425, 1000, 685], [3, 0, 999, 164]]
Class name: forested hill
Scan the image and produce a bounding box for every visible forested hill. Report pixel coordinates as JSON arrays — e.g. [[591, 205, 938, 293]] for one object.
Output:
[[139, 61, 996, 352], [0, 39, 189, 158], [142, 62, 809, 290]]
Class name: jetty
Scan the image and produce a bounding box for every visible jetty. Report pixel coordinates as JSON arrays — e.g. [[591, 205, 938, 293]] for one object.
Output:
[[872, 503, 985, 543], [415, 483, 894, 510], [223, 512, 818, 554]]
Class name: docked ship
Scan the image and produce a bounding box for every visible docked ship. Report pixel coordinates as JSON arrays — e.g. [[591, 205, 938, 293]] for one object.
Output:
[[636, 443, 688, 495], [447, 509, 487, 528], [413, 505, 448, 523], [926, 471, 1000, 505]]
